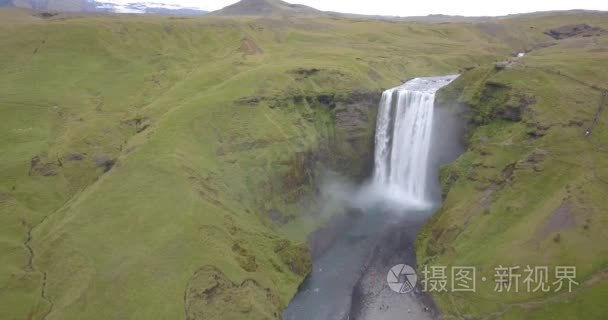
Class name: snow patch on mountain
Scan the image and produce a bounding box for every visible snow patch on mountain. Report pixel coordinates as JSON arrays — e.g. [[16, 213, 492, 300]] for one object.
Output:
[[95, 0, 207, 14]]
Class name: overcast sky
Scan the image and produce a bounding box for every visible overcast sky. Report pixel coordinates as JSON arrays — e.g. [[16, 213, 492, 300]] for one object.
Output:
[[116, 0, 608, 16]]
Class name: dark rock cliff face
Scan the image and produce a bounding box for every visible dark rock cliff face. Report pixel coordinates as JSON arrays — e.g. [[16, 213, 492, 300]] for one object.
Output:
[[234, 89, 381, 228], [277, 90, 381, 193], [318, 91, 381, 180], [274, 91, 381, 257]]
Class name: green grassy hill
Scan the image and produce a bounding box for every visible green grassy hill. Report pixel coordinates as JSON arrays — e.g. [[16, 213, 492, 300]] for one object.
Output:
[[418, 13, 608, 320], [0, 7, 607, 320], [210, 0, 321, 17]]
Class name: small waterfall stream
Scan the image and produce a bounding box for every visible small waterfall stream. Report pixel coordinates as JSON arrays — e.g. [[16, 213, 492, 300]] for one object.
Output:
[[283, 75, 459, 320]]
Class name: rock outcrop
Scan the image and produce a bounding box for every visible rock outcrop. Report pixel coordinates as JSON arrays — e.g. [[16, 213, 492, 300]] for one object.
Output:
[[544, 24, 605, 39]]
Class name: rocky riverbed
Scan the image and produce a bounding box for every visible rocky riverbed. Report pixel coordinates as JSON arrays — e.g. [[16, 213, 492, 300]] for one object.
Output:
[[283, 210, 439, 320]]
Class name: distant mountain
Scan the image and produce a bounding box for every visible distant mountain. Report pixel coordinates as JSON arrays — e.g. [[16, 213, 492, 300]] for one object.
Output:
[[95, 1, 207, 15], [498, 9, 607, 19], [324, 12, 492, 23], [211, 0, 322, 17], [323, 9, 606, 23], [1, 0, 603, 20], [4, 0, 96, 12], [1, 0, 208, 15]]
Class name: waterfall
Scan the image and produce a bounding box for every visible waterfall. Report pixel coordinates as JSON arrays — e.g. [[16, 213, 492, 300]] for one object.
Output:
[[372, 75, 459, 209]]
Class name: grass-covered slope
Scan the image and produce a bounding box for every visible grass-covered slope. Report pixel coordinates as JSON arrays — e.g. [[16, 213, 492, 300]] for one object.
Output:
[[0, 9, 516, 320], [418, 14, 608, 320]]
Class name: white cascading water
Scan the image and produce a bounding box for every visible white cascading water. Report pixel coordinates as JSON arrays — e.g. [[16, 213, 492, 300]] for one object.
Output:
[[372, 75, 459, 209]]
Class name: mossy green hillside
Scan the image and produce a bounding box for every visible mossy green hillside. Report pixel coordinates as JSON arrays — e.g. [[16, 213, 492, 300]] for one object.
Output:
[[419, 15, 608, 319]]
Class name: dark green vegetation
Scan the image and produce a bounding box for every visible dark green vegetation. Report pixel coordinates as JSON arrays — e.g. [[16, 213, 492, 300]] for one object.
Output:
[[0, 6, 607, 320], [419, 14, 608, 320]]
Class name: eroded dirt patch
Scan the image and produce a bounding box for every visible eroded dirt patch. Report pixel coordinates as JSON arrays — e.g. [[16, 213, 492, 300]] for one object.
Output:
[[240, 37, 263, 56], [535, 201, 577, 242], [29, 156, 60, 177]]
